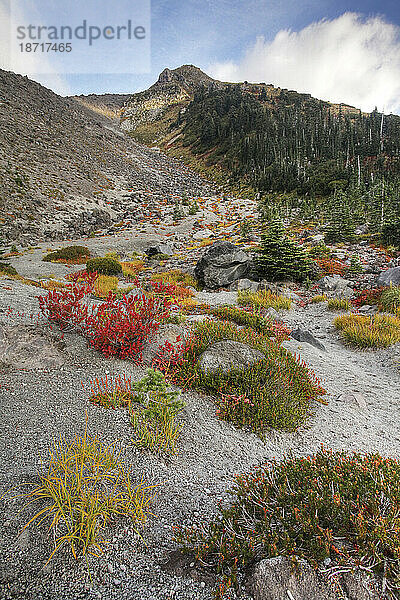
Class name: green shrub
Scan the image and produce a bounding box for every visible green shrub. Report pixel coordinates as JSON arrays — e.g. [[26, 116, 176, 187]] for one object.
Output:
[[150, 253, 170, 261], [129, 369, 186, 454], [0, 262, 17, 276], [86, 257, 122, 276], [380, 285, 400, 314], [43, 245, 90, 263], [176, 448, 400, 594], [155, 321, 326, 433], [348, 254, 363, 274], [308, 242, 331, 258], [253, 218, 311, 282], [382, 218, 400, 248]]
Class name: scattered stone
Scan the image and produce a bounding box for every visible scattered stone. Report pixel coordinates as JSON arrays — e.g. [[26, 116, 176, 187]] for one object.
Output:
[[358, 305, 378, 315], [290, 328, 327, 352], [338, 392, 367, 409], [193, 229, 213, 240], [194, 241, 251, 289], [197, 340, 264, 374]]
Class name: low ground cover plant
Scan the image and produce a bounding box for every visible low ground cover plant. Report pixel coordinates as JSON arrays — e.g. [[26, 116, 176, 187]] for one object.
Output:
[[43, 245, 90, 264], [121, 260, 145, 278], [21, 426, 154, 562], [86, 257, 122, 276], [314, 257, 346, 276], [93, 275, 119, 298], [327, 297, 350, 311], [352, 287, 384, 308], [154, 321, 325, 432], [334, 313, 400, 348], [129, 369, 186, 454], [0, 262, 18, 276], [87, 370, 185, 454], [211, 305, 290, 343], [38, 272, 172, 360], [238, 289, 292, 310], [175, 448, 400, 597]]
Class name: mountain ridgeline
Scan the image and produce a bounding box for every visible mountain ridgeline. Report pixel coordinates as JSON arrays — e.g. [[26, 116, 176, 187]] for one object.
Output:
[[124, 65, 400, 196], [181, 85, 400, 196]]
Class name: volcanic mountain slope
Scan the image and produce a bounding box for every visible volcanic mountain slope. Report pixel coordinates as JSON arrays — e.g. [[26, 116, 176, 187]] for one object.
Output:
[[124, 65, 400, 197], [0, 69, 213, 246], [72, 93, 131, 120], [120, 64, 222, 142]]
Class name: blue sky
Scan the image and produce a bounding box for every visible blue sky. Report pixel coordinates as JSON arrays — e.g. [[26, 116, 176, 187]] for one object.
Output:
[[1, 0, 400, 112]]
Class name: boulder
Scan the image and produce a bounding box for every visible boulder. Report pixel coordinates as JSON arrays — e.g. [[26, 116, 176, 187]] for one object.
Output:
[[290, 328, 326, 352], [194, 241, 251, 289], [248, 556, 336, 600], [0, 325, 64, 370], [318, 275, 353, 297], [197, 340, 264, 374], [229, 278, 259, 292], [377, 266, 400, 287], [145, 243, 172, 258], [193, 229, 213, 240]]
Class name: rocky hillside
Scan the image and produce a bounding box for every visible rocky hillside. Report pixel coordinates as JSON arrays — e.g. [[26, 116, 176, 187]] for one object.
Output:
[[120, 65, 221, 142], [0, 70, 214, 246], [72, 93, 131, 120]]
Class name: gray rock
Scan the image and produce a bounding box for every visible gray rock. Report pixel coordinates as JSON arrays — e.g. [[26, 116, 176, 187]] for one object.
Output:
[[229, 278, 258, 292], [194, 241, 251, 289], [145, 243, 172, 258], [141, 324, 188, 366], [319, 274, 351, 292], [265, 307, 280, 321], [0, 325, 64, 369], [342, 570, 381, 600], [338, 392, 367, 410], [358, 304, 378, 315], [290, 328, 326, 352], [193, 229, 213, 240], [248, 556, 336, 600], [377, 266, 400, 287], [197, 340, 264, 374]]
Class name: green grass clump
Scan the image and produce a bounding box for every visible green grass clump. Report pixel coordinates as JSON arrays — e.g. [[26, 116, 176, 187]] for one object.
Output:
[[156, 321, 325, 433], [86, 257, 122, 276], [150, 253, 170, 261], [238, 289, 292, 310], [21, 426, 154, 562], [176, 448, 400, 595], [211, 305, 290, 342], [327, 297, 350, 311], [0, 262, 18, 276], [43, 245, 90, 263], [380, 285, 400, 314], [334, 313, 400, 348], [310, 294, 327, 303]]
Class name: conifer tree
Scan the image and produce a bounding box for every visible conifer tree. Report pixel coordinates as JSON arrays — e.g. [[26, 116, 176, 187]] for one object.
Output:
[[253, 218, 311, 282]]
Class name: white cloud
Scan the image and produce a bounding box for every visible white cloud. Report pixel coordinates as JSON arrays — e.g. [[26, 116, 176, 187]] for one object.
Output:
[[0, 0, 71, 95], [208, 12, 400, 114]]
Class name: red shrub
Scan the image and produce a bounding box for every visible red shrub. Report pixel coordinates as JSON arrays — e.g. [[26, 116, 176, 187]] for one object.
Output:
[[352, 288, 384, 308], [38, 276, 172, 361]]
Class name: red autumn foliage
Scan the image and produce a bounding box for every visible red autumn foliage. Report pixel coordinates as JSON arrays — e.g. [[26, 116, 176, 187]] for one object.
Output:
[[38, 273, 172, 361]]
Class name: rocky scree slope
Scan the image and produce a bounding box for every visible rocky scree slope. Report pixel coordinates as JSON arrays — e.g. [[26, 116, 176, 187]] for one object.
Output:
[[0, 69, 214, 246]]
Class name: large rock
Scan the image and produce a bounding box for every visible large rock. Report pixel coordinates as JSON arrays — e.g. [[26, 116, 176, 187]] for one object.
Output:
[[194, 241, 251, 289], [0, 325, 65, 370], [197, 340, 264, 374], [377, 266, 400, 287], [291, 328, 326, 352], [318, 274, 353, 297], [229, 278, 259, 292], [248, 556, 336, 600], [145, 243, 172, 258]]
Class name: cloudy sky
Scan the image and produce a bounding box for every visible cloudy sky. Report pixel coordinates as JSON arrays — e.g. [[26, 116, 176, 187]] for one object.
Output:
[[1, 0, 400, 113]]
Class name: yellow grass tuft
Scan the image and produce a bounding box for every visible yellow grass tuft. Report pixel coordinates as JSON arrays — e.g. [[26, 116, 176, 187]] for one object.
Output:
[[93, 275, 118, 298], [21, 426, 155, 562], [238, 289, 292, 310], [328, 298, 350, 311], [334, 313, 400, 348]]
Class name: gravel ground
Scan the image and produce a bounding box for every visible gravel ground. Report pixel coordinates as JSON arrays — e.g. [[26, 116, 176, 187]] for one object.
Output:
[[1, 238, 400, 600]]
